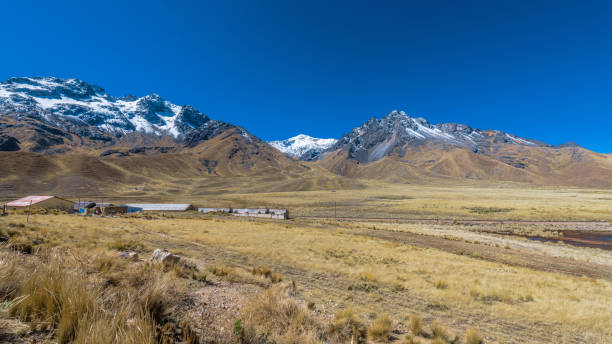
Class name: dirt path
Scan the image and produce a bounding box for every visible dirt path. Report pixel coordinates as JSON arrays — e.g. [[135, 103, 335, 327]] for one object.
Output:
[[296, 216, 612, 228], [134, 225, 602, 344], [351, 228, 612, 281]]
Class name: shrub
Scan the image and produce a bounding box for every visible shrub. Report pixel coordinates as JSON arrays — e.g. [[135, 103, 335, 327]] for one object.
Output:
[[240, 286, 323, 343], [368, 314, 393, 342], [403, 335, 422, 344], [435, 280, 448, 289], [465, 327, 485, 344], [8, 238, 33, 254], [251, 266, 272, 278], [392, 282, 405, 292], [8, 257, 97, 343], [0, 247, 178, 344], [470, 287, 514, 304], [409, 315, 422, 336], [327, 308, 367, 344], [270, 272, 284, 283], [431, 320, 450, 342], [359, 271, 376, 282], [109, 238, 145, 252], [209, 265, 231, 277], [191, 271, 207, 282], [0, 257, 25, 299], [307, 301, 315, 310]]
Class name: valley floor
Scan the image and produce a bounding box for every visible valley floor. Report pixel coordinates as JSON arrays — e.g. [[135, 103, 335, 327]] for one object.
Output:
[[0, 211, 611, 343]]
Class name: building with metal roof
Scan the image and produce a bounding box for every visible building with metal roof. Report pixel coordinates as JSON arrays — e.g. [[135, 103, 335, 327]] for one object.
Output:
[[74, 201, 96, 211], [230, 208, 289, 219], [6, 195, 73, 211], [198, 208, 231, 214], [122, 204, 193, 212]]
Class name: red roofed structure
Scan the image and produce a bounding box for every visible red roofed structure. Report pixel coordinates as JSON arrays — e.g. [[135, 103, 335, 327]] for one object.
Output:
[[6, 195, 73, 211]]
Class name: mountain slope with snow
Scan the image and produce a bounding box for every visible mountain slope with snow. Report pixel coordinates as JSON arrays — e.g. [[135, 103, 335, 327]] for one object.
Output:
[[0, 77, 268, 154], [331, 110, 548, 163], [0, 76, 215, 138], [268, 134, 337, 160], [1, 78, 609, 189]]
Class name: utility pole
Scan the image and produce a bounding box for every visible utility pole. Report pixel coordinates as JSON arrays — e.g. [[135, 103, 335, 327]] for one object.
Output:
[[332, 189, 337, 219], [26, 200, 32, 223]]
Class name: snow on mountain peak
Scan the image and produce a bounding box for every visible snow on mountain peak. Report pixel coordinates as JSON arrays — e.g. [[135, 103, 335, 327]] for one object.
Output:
[[0, 76, 210, 138], [269, 134, 337, 160]]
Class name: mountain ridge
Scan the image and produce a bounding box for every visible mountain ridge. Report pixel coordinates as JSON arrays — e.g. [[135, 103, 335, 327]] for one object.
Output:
[[0, 76, 610, 190]]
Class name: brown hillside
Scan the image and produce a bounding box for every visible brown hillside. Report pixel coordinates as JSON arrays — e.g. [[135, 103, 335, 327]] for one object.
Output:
[[316, 144, 612, 188]]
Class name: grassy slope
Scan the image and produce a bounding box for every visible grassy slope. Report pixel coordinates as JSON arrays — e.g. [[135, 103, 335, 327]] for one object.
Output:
[[318, 145, 612, 188]]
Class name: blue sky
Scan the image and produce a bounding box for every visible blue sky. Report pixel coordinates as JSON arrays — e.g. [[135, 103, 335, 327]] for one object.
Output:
[[1, 1, 611, 152]]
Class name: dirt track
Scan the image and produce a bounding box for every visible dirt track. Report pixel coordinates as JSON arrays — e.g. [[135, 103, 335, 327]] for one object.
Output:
[[296, 215, 612, 227], [350, 228, 612, 280]]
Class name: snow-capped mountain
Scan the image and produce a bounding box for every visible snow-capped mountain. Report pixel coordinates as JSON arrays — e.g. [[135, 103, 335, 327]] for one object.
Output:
[[332, 110, 548, 163], [268, 134, 337, 160], [0, 76, 240, 140], [0, 77, 260, 153]]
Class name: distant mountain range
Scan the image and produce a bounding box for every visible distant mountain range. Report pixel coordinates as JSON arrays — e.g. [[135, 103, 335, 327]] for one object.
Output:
[[270, 110, 562, 162], [0, 76, 610, 193]]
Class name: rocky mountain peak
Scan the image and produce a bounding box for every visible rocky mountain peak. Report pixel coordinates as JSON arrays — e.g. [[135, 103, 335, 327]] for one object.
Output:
[[0, 76, 249, 153], [329, 110, 550, 163], [268, 134, 337, 161]]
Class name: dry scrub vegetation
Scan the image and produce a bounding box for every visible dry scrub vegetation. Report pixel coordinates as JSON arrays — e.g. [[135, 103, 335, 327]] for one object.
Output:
[[0, 213, 610, 343]]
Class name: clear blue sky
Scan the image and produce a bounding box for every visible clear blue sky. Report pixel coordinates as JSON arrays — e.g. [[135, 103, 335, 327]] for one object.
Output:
[[1, 1, 611, 152]]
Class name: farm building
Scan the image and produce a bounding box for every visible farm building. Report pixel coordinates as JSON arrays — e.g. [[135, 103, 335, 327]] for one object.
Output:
[[198, 208, 231, 214], [122, 204, 194, 212], [74, 201, 96, 212], [198, 207, 289, 219], [231, 208, 289, 219], [268, 209, 289, 219], [232, 208, 268, 215], [6, 196, 73, 212], [97, 206, 127, 216]]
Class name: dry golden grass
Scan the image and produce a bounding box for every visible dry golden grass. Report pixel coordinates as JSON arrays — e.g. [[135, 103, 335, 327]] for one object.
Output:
[[120, 216, 610, 337], [409, 315, 423, 336], [237, 285, 323, 344], [327, 308, 368, 344], [431, 320, 453, 343], [368, 314, 393, 342], [1, 212, 611, 342], [0, 243, 201, 344], [182, 182, 612, 220], [465, 327, 485, 344]]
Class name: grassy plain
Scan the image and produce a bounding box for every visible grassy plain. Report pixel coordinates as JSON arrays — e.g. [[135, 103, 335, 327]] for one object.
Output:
[[112, 182, 612, 221], [0, 209, 610, 343]]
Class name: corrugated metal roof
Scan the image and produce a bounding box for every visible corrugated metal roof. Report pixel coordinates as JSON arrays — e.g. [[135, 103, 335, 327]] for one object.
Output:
[[74, 201, 95, 210], [198, 208, 231, 213], [232, 208, 268, 214], [7, 195, 55, 207], [269, 209, 288, 214], [123, 203, 192, 211]]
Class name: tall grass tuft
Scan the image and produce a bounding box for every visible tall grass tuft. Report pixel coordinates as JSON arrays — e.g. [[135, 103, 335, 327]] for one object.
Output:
[[239, 285, 323, 343], [465, 327, 485, 344], [327, 308, 367, 343], [368, 314, 393, 342], [409, 314, 422, 336]]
